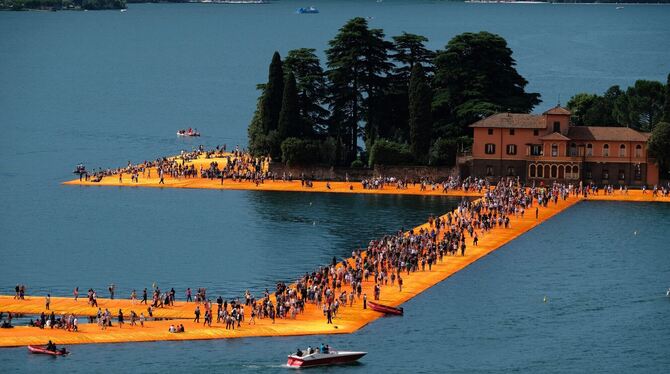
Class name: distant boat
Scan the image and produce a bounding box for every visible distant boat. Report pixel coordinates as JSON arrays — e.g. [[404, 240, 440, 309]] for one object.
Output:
[[297, 6, 319, 14], [120, 8, 127, 12], [616, 6, 624, 10], [367, 301, 403, 316]]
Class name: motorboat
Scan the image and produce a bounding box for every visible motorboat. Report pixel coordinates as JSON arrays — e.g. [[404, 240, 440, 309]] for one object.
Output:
[[367, 301, 403, 316], [296, 6, 319, 14], [287, 348, 366, 368], [27, 345, 69, 356], [177, 129, 201, 137]]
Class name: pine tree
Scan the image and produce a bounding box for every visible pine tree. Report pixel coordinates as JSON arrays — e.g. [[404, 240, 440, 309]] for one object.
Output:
[[278, 72, 300, 140], [408, 64, 432, 161], [662, 73, 670, 123], [261, 52, 284, 133]]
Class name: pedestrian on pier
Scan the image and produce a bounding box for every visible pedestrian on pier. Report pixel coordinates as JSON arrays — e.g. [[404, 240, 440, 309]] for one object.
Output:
[[45, 294, 50, 310]]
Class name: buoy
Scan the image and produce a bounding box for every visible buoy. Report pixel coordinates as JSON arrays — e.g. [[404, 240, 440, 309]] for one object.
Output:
[[634, 230, 638, 235], [543, 296, 548, 303], [313, 221, 316, 226]]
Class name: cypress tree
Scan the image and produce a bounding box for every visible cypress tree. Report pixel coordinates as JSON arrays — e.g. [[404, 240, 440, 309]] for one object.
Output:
[[278, 72, 300, 140], [408, 64, 432, 161], [662, 73, 670, 123], [262, 51, 284, 133]]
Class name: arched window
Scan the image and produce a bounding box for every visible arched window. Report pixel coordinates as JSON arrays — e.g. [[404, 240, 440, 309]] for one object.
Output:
[[565, 165, 572, 176], [544, 165, 550, 178], [635, 144, 642, 158], [558, 165, 564, 179], [603, 144, 610, 157], [573, 165, 579, 179], [586, 143, 593, 156], [551, 165, 558, 178], [619, 144, 626, 157], [529, 164, 536, 178], [537, 164, 544, 178]]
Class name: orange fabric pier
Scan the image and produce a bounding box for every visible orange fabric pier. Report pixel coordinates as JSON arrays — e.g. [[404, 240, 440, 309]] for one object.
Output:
[[0, 194, 586, 347]]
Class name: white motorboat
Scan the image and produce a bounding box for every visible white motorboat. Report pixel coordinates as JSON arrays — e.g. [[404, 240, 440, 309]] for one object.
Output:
[[287, 348, 366, 368]]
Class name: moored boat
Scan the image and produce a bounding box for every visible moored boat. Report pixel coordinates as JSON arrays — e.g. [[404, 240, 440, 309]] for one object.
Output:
[[27, 345, 68, 356], [367, 301, 403, 315], [296, 6, 319, 14], [287, 348, 366, 367], [177, 129, 201, 137]]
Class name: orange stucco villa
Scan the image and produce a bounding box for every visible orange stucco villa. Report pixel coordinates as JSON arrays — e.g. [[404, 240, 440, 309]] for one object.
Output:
[[469, 106, 659, 186]]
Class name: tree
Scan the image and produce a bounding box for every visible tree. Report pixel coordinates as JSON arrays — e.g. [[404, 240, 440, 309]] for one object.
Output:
[[261, 52, 284, 134], [278, 72, 301, 141], [408, 64, 432, 161], [283, 48, 329, 134], [433, 32, 541, 137], [648, 121, 670, 176], [391, 32, 435, 80], [325, 17, 393, 165], [567, 93, 598, 126], [662, 73, 670, 123], [622, 80, 664, 131]]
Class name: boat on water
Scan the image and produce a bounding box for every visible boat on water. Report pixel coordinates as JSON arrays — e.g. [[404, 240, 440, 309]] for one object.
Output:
[[297, 6, 319, 14], [287, 347, 366, 368], [367, 301, 403, 316], [28, 345, 69, 356], [177, 129, 200, 137]]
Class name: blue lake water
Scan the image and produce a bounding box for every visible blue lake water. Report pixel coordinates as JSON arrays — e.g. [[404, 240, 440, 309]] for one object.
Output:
[[1, 1, 670, 372]]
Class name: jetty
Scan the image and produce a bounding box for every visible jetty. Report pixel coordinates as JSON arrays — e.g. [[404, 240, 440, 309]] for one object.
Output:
[[0, 156, 666, 347]]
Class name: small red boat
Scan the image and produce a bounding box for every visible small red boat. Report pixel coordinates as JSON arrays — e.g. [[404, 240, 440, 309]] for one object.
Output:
[[368, 301, 403, 316], [287, 349, 366, 368], [27, 345, 68, 356]]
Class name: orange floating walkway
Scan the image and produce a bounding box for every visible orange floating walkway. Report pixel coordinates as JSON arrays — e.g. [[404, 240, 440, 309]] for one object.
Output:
[[0, 193, 585, 347]]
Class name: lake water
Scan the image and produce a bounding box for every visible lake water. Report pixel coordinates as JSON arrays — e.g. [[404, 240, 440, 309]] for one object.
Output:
[[1, 1, 669, 372]]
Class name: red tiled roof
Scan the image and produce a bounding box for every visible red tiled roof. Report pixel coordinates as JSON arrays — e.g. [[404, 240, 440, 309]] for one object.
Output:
[[469, 113, 545, 129], [567, 126, 649, 142], [543, 106, 571, 115], [539, 132, 570, 141]]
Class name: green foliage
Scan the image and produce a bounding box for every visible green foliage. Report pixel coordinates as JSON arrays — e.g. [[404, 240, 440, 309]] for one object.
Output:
[[663, 74, 670, 123], [326, 17, 393, 165], [433, 31, 541, 137], [391, 32, 435, 80], [368, 139, 415, 167], [408, 64, 432, 162], [261, 52, 284, 133], [350, 159, 364, 169], [648, 122, 670, 173], [428, 138, 459, 167], [283, 48, 328, 134], [567, 78, 668, 131], [277, 72, 301, 139], [280, 137, 336, 166], [2, 0, 126, 10]]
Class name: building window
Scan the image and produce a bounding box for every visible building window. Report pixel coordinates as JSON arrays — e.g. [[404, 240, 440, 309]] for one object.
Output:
[[585, 168, 592, 180], [533, 129, 539, 136], [569, 143, 577, 157], [544, 165, 550, 178], [634, 164, 642, 180], [618, 169, 625, 180], [509, 128, 515, 136], [486, 166, 494, 176], [506, 144, 517, 155], [565, 165, 572, 176], [537, 164, 544, 178], [529, 164, 536, 178], [551, 144, 558, 157], [573, 165, 579, 179], [558, 165, 565, 179], [553, 121, 561, 133], [586, 143, 593, 156], [603, 144, 610, 157], [507, 166, 516, 176], [551, 165, 558, 178], [488, 128, 494, 135], [603, 169, 609, 180], [635, 144, 642, 158], [530, 144, 543, 156], [619, 144, 626, 157], [485, 143, 496, 154]]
